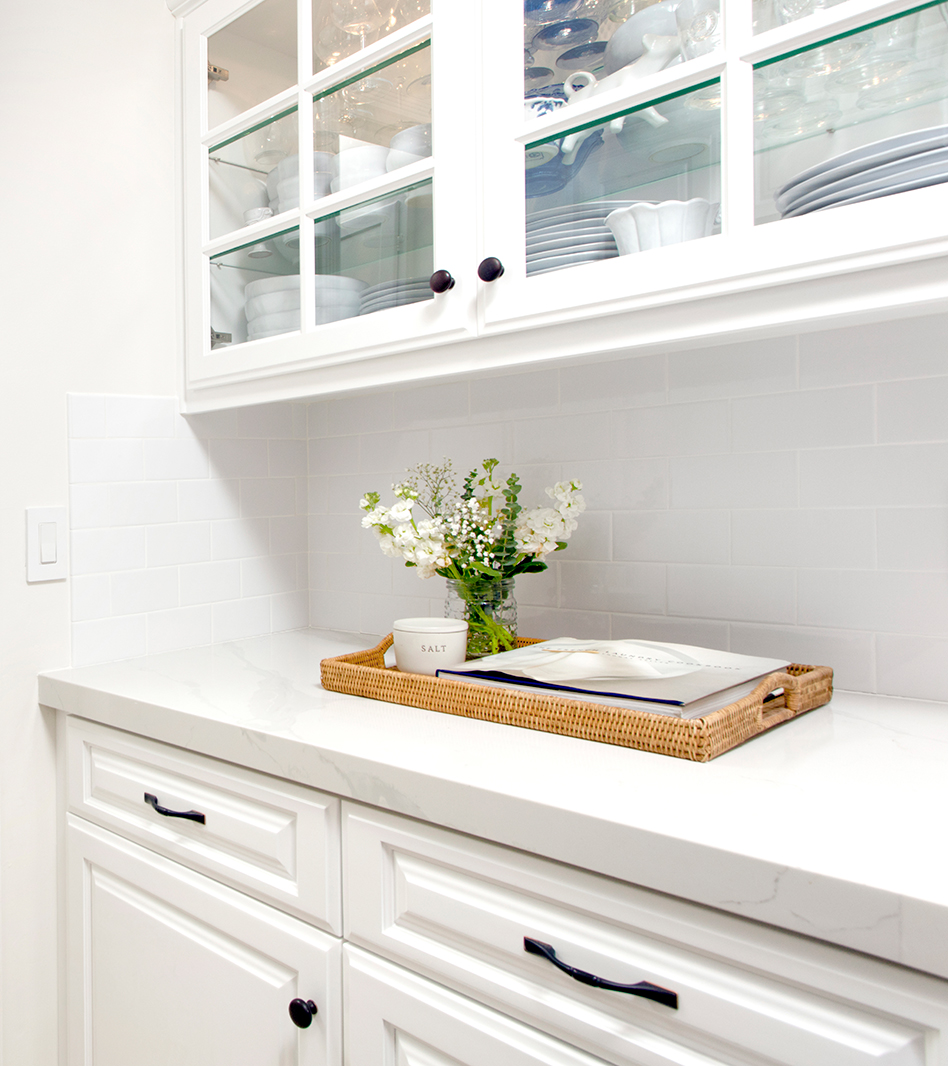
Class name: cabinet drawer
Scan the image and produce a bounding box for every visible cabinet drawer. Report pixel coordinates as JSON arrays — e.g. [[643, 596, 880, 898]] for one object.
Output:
[[67, 717, 341, 932], [345, 805, 947, 1066]]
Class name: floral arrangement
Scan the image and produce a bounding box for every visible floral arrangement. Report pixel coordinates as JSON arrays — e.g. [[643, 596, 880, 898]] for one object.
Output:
[[360, 458, 585, 655]]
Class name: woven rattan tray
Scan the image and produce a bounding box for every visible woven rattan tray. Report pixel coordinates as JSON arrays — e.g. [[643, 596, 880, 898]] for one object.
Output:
[[320, 636, 833, 762]]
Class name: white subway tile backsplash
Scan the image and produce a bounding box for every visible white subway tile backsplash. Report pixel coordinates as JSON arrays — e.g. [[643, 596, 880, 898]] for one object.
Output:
[[69, 308, 948, 701], [148, 606, 213, 654], [667, 564, 796, 623], [877, 377, 948, 444], [111, 568, 178, 616], [731, 509, 875, 569], [71, 574, 111, 622], [212, 597, 272, 642], [876, 508, 948, 571], [180, 560, 241, 606], [730, 386, 874, 452], [613, 401, 729, 458], [71, 528, 147, 576], [73, 616, 147, 667], [70, 440, 143, 483], [614, 510, 729, 564], [240, 477, 297, 518], [144, 438, 210, 481], [105, 396, 175, 438], [667, 336, 796, 402], [147, 523, 211, 567], [671, 452, 797, 509], [800, 444, 948, 507], [109, 482, 178, 526], [560, 354, 665, 413]]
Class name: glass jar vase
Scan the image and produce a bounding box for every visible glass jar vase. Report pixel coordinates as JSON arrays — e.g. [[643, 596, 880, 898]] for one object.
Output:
[[444, 577, 517, 658]]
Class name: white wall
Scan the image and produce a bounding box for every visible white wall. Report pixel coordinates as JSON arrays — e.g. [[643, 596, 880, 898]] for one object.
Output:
[[0, 1, 176, 1061]]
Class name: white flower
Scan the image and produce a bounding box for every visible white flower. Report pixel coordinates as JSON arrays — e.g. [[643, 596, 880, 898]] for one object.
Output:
[[515, 506, 570, 559], [388, 498, 414, 524], [360, 506, 389, 529], [375, 532, 400, 558]]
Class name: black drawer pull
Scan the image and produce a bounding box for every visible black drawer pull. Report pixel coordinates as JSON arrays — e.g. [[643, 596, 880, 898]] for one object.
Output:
[[289, 998, 318, 1028], [524, 938, 677, 1010], [144, 792, 206, 824]]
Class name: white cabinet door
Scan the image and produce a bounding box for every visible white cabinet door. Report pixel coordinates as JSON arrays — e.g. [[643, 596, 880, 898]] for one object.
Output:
[[66, 813, 342, 1066], [345, 945, 616, 1066], [182, 0, 481, 403], [477, 0, 948, 342]]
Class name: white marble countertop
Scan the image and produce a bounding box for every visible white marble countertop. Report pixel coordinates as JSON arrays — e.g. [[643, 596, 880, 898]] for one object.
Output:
[[39, 629, 948, 981]]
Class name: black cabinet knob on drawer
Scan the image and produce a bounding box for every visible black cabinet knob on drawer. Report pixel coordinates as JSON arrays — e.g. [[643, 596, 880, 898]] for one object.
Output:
[[429, 269, 456, 293], [477, 257, 505, 282], [288, 999, 318, 1028]]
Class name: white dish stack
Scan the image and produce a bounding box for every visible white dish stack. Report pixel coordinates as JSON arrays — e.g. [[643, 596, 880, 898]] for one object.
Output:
[[525, 200, 628, 275], [266, 153, 336, 214], [358, 277, 434, 315], [774, 124, 948, 218], [244, 274, 367, 340]]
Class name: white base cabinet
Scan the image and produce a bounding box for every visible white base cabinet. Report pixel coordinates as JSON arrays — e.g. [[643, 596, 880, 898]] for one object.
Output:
[[65, 815, 342, 1066], [62, 715, 948, 1066]]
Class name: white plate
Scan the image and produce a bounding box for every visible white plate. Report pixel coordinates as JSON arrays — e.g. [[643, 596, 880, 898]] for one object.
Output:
[[527, 239, 618, 262], [359, 294, 433, 314], [525, 249, 618, 272], [360, 277, 431, 298], [773, 123, 948, 206], [783, 156, 948, 217], [780, 146, 948, 215], [526, 199, 635, 227], [359, 289, 433, 307], [526, 234, 616, 256], [526, 223, 614, 246]]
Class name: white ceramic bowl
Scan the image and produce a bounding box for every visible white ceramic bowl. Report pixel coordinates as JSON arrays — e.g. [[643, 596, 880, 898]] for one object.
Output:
[[315, 274, 368, 293], [604, 0, 680, 72], [244, 274, 301, 299], [390, 123, 432, 155], [246, 290, 301, 318], [386, 148, 427, 172], [333, 145, 389, 190], [392, 617, 469, 675], [605, 198, 716, 252]]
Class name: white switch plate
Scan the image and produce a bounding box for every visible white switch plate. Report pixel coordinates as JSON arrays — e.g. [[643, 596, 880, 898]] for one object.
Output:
[[26, 507, 67, 582]]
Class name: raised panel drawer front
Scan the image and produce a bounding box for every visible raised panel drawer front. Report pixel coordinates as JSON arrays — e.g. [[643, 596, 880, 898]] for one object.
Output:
[[344, 806, 948, 1066], [345, 945, 615, 1066], [67, 815, 341, 1066], [67, 717, 341, 932]]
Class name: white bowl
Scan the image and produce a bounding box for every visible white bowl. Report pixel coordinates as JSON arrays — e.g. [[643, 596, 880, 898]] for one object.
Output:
[[334, 145, 389, 190], [605, 198, 716, 252], [244, 274, 301, 299], [390, 123, 432, 155], [246, 290, 301, 318], [250, 309, 301, 332], [386, 148, 427, 172], [392, 617, 468, 675], [315, 274, 368, 293]]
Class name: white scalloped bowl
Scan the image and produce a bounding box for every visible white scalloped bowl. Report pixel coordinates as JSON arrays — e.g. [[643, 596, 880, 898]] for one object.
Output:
[[605, 198, 716, 253]]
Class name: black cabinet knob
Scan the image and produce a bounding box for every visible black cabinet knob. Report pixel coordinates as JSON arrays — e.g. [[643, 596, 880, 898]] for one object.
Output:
[[477, 257, 505, 282], [429, 269, 456, 293], [288, 998, 318, 1028]]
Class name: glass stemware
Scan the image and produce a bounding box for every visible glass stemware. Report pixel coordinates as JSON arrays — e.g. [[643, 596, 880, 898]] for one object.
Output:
[[331, 0, 389, 49]]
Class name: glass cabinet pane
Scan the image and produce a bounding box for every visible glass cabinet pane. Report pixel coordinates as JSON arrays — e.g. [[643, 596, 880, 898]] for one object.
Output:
[[312, 43, 431, 188], [207, 0, 298, 128], [312, 179, 433, 316], [755, 3, 948, 224], [209, 227, 300, 346], [313, 0, 431, 74], [524, 0, 719, 97], [208, 109, 298, 240], [525, 82, 721, 274]]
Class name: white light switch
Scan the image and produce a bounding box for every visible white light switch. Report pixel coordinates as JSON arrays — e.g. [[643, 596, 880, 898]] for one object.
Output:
[[27, 508, 67, 582]]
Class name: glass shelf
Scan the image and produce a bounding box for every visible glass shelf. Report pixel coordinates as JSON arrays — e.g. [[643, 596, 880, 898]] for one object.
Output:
[[524, 82, 721, 273], [755, 1, 948, 223], [207, 0, 298, 128], [312, 42, 431, 181], [209, 227, 300, 346], [311, 178, 434, 318], [207, 109, 299, 241], [313, 0, 431, 74]]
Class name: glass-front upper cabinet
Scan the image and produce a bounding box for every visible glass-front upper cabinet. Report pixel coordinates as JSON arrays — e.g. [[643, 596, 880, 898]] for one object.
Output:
[[182, 0, 478, 389], [478, 0, 948, 331]]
